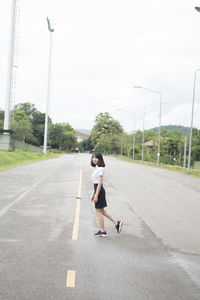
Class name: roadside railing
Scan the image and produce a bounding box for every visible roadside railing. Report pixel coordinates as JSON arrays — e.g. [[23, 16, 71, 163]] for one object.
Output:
[[160, 163, 200, 176], [117, 155, 200, 176], [13, 140, 43, 153]]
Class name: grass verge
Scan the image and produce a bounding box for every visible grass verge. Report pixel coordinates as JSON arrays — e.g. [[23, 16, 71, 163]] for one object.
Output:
[[106, 154, 200, 178], [0, 150, 61, 172]]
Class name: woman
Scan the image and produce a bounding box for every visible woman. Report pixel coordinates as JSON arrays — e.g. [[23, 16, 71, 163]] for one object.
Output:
[[91, 152, 123, 237]]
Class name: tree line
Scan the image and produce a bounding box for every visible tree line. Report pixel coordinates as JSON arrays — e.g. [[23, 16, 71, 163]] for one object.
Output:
[[79, 112, 200, 167], [1, 105, 200, 167], [0, 103, 77, 151]]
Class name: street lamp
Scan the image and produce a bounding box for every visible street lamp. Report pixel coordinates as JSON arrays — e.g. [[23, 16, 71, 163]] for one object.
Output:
[[195, 7, 200, 12], [142, 105, 146, 162], [133, 86, 162, 166], [141, 102, 161, 162], [4, 0, 18, 133], [187, 69, 200, 172], [118, 109, 136, 160], [43, 17, 54, 154]]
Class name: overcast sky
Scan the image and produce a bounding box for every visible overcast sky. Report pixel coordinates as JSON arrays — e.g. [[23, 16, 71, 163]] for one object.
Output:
[[1, 0, 200, 132]]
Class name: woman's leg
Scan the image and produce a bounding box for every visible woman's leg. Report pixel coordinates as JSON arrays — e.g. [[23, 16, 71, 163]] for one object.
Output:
[[102, 209, 118, 226], [96, 208, 105, 232]]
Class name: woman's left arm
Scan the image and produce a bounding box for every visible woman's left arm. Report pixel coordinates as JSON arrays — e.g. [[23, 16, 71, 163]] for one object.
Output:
[[93, 176, 103, 203]]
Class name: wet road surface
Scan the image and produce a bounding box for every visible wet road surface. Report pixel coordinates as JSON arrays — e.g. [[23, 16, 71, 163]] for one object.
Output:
[[0, 154, 200, 299]]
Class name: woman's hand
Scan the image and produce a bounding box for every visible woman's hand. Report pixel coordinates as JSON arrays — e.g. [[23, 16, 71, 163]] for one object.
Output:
[[93, 195, 98, 203]]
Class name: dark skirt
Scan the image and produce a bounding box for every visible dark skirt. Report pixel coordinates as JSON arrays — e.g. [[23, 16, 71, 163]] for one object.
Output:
[[94, 184, 107, 209]]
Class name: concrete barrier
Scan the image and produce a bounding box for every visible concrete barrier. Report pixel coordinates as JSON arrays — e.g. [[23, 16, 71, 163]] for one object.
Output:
[[0, 135, 12, 151]]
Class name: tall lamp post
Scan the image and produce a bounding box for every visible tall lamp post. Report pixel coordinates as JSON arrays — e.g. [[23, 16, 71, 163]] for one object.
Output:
[[187, 69, 200, 172], [4, 0, 18, 133], [141, 102, 161, 162], [142, 105, 146, 162], [43, 17, 54, 154], [133, 86, 162, 166], [190, 7, 200, 171]]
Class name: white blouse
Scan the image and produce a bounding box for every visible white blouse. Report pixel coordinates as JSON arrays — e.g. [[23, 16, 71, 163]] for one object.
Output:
[[92, 166, 105, 184]]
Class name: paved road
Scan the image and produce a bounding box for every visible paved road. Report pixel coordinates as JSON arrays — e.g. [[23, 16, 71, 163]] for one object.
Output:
[[0, 154, 200, 300]]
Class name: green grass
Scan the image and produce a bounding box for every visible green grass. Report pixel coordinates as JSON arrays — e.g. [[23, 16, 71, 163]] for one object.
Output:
[[106, 154, 200, 178], [0, 150, 60, 172]]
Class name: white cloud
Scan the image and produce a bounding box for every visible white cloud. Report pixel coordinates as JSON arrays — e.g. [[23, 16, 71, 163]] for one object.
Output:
[[1, 0, 200, 131]]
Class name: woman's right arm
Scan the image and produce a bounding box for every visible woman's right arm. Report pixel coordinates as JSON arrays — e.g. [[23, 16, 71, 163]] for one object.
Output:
[[91, 191, 95, 201]]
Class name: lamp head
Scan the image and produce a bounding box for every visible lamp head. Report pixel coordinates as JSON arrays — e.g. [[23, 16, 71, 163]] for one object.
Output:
[[132, 85, 142, 89], [47, 17, 54, 32]]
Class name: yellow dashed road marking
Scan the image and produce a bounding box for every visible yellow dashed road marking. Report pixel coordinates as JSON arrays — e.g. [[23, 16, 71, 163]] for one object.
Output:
[[67, 165, 82, 289], [72, 167, 82, 240], [66, 270, 76, 288]]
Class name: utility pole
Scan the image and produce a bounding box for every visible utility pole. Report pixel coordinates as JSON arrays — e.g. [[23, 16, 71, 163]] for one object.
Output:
[[43, 17, 54, 154], [132, 131, 135, 160], [183, 136, 187, 168], [142, 106, 145, 162], [133, 86, 162, 166], [187, 69, 200, 172], [117, 109, 136, 160], [121, 132, 123, 156], [132, 114, 136, 160]]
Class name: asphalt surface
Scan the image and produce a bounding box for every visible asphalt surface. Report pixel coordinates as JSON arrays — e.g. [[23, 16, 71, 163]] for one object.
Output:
[[0, 154, 200, 300]]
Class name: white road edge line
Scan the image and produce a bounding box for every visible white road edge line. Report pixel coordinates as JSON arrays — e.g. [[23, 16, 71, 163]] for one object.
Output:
[[0, 171, 52, 218]]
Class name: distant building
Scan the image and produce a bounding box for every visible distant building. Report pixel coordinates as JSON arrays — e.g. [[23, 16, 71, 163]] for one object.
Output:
[[144, 140, 155, 148], [144, 140, 155, 155], [74, 130, 89, 142]]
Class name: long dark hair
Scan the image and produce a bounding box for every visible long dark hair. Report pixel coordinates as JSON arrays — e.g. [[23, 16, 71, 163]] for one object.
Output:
[[91, 152, 105, 167]]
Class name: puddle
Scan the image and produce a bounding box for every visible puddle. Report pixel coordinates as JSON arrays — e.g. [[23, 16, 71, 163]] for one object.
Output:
[[165, 251, 200, 288]]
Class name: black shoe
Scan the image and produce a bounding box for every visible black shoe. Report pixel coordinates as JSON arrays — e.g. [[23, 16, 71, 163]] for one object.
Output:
[[94, 230, 107, 237], [116, 220, 124, 233]]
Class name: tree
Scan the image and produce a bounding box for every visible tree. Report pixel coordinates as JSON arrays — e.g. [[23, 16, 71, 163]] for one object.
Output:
[[12, 103, 52, 146], [14, 102, 37, 120], [49, 123, 77, 151], [159, 130, 184, 165], [0, 110, 4, 129], [30, 111, 46, 146], [61, 131, 77, 151], [190, 128, 200, 165], [1, 102, 78, 150], [91, 112, 123, 153], [49, 123, 65, 149], [10, 111, 32, 142], [79, 135, 93, 152]]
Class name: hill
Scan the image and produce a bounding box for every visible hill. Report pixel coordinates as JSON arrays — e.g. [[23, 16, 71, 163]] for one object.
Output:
[[76, 128, 91, 135], [151, 125, 189, 136]]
